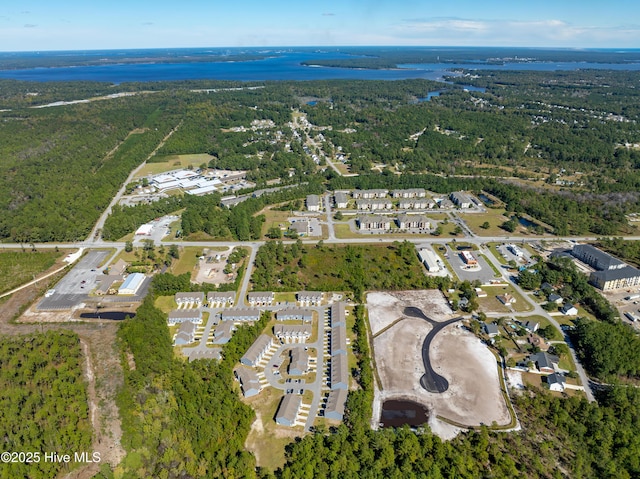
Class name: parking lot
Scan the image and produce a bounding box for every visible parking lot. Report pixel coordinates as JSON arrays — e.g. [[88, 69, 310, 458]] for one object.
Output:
[[445, 245, 496, 284], [133, 215, 177, 245], [37, 250, 110, 310], [37, 250, 150, 311], [495, 243, 534, 266]]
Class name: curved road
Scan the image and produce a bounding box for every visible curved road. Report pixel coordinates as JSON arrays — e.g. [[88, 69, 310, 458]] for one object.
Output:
[[403, 306, 464, 393]]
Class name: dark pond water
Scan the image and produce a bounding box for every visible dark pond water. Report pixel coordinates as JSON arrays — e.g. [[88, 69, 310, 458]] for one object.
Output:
[[79, 311, 134, 320], [380, 399, 429, 428], [477, 193, 495, 205]]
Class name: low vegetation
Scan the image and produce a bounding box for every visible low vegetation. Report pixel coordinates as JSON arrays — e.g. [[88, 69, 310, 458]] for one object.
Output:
[[0, 249, 62, 294]]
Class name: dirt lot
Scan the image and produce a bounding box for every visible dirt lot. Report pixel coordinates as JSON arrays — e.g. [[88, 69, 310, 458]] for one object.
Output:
[[369, 291, 511, 437], [193, 247, 234, 285], [367, 290, 454, 336]]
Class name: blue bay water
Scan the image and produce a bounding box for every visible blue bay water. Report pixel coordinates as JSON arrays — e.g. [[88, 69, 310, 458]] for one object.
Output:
[[0, 50, 639, 83]]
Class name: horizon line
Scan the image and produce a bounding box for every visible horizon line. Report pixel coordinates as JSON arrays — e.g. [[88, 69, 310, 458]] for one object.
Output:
[[2, 45, 640, 55]]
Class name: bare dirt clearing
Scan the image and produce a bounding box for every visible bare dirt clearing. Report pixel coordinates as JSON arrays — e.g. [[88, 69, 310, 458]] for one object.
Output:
[[369, 291, 511, 436], [368, 290, 453, 336]]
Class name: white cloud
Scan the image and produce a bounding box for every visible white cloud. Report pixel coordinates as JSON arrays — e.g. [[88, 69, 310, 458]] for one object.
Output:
[[393, 17, 640, 47]]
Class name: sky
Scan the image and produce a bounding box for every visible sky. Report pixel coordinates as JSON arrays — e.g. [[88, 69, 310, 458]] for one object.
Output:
[[1, 0, 640, 52]]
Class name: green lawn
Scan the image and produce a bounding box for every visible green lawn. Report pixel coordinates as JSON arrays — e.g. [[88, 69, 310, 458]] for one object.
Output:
[[134, 153, 214, 178], [462, 209, 511, 236], [480, 285, 534, 313], [169, 246, 205, 276], [515, 315, 563, 341], [487, 242, 508, 265], [0, 249, 66, 294], [155, 295, 177, 313]]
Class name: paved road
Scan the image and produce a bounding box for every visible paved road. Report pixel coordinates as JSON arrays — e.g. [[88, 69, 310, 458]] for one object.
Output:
[[403, 307, 464, 393], [324, 193, 336, 240], [477, 244, 596, 402]]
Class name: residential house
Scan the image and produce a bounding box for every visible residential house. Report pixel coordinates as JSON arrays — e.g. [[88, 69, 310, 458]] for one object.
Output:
[[330, 354, 349, 390], [391, 188, 426, 198], [241, 334, 274, 366], [212, 321, 235, 345], [398, 198, 433, 209], [221, 308, 261, 322], [207, 291, 236, 307], [529, 352, 559, 374], [168, 309, 203, 325], [356, 199, 393, 211], [572, 244, 640, 291], [306, 194, 321, 212], [288, 348, 309, 375], [247, 291, 275, 306], [324, 389, 348, 420], [497, 293, 516, 305], [396, 214, 430, 230], [544, 372, 566, 392], [277, 309, 313, 322], [275, 394, 302, 426], [352, 189, 388, 199], [484, 323, 500, 337], [235, 367, 262, 397], [548, 293, 563, 304], [560, 303, 579, 316], [334, 192, 349, 209], [175, 292, 204, 307], [173, 321, 197, 346], [523, 321, 539, 333], [274, 324, 312, 343], [297, 291, 323, 306], [331, 302, 346, 327], [331, 323, 347, 356]]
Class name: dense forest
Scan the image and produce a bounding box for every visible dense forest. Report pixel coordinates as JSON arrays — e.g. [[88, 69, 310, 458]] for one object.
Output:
[[251, 240, 450, 300], [103, 295, 270, 479], [2, 71, 640, 241], [0, 331, 92, 479], [98, 268, 640, 478]]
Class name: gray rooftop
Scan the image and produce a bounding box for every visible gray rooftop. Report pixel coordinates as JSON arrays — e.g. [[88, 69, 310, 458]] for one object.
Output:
[[572, 244, 625, 270]]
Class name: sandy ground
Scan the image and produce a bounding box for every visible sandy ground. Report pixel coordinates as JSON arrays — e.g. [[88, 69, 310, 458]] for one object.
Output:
[[367, 290, 453, 336], [506, 369, 525, 390], [194, 248, 234, 285], [369, 290, 511, 436]]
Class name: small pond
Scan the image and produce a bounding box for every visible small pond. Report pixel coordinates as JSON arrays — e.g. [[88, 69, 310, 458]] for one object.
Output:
[[380, 400, 429, 428]]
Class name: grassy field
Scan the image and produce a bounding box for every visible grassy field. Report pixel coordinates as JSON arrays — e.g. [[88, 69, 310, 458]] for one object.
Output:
[[461, 209, 511, 236], [252, 242, 435, 294], [154, 295, 177, 313], [260, 209, 292, 237], [134, 153, 214, 178], [479, 285, 534, 313], [0, 250, 66, 294], [243, 386, 302, 470], [334, 222, 367, 239], [169, 246, 203, 276], [487, 242, 508, 265]]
